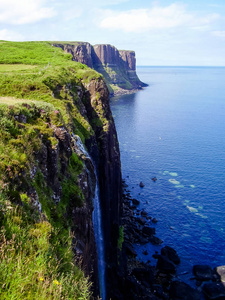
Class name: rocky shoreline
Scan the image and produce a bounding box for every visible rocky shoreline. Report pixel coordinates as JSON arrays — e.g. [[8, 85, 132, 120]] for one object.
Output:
[[115, 179, 225, 300], [110, 87, 145, 97]]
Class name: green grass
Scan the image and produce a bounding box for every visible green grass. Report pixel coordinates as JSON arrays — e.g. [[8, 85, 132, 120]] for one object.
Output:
[[0, 194, 91, 300], [118, 226, 124, 251], [0, 64, 37, 72]]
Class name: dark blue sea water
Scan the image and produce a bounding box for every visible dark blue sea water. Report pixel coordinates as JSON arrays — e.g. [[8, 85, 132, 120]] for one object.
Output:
[[110, 67, 225, 284]]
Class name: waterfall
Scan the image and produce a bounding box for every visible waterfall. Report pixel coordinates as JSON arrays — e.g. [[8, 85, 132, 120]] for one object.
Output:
[[92, 180, 106, 300], [73, 134, 106, 300]]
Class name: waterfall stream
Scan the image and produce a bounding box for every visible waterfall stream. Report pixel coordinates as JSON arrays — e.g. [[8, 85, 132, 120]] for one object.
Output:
[[92, 181, 106, 300], [73, 135, 106, 299]]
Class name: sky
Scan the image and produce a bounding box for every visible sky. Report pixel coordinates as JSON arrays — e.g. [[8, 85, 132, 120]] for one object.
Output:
[[0, 0, 225, 66]]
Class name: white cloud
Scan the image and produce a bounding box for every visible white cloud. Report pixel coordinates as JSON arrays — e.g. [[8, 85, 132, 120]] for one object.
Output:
[[62, 8, 83, 21], [212, 31, 225, 38], [0, 0, 56, 25], [0, 29, 24, 41], [93, 0, 129, 5], [99, 3, 220, 33]]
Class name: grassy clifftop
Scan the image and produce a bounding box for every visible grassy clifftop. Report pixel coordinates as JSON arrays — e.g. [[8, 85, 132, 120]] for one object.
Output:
[[0, 41, 103, 299]]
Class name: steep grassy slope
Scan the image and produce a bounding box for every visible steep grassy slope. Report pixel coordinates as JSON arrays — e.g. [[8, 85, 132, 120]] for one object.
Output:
[[0, 41, 105, 299]]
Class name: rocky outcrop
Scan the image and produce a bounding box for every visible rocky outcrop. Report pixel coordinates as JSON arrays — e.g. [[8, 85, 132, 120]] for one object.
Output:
[[54, 42, 93, 68], [52, 42, 147, 94]]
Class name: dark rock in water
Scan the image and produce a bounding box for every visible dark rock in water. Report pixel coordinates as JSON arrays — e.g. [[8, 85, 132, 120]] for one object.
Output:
[[157, 255, 176, 274], [149, 236, 163, 245], [203, 282, 225, 300], [152, 218, 158, 223], [132, 198, 140, 206], [142, 226, 156, 236], [143, 250, 148, 255], [193, 265, 213, 281], [152, 253, 160, 259], [152, 177, 157, 182], [161, 246, 180, 265], [216, 265, 225, 283], [136, 217, 146, 225], [125, 243, 137, 257], [141, 210, 148, 217], [139, 237, 149, 245], [139, 181, 145, 187], [169, 281, 201, 300]]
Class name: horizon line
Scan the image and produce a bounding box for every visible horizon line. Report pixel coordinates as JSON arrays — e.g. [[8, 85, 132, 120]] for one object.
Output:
[[137, 65, 225, 68]]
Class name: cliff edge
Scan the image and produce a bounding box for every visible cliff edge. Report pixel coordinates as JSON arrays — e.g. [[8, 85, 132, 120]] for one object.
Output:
[[53, 42, 147, 95]]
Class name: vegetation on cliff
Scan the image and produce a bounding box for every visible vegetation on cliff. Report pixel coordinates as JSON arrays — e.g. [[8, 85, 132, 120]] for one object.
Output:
[[0, 41, 105, 299]]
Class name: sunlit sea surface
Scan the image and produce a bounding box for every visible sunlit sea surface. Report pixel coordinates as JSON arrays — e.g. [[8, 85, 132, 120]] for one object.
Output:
[[110, 66, 225, 284]]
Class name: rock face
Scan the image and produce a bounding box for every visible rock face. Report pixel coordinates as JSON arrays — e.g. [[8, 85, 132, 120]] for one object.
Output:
[[169, 281, 201, 300], [54, 42, 93, 68], [83, 78, 122, 298], [93, 44, 121, 66], [53, 42, 147, 94]]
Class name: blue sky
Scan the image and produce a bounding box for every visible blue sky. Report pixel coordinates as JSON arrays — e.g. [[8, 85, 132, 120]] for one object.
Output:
[[0, 0, 225, 66]]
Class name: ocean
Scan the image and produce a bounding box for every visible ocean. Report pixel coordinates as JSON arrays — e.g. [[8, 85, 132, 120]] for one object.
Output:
[[110, 66, 225, 284]]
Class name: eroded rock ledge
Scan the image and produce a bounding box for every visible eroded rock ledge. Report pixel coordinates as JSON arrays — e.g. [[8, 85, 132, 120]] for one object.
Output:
[[52, 42, 147, 95]]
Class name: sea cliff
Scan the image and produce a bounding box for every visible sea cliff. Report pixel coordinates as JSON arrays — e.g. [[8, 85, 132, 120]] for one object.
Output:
[[52, 42, 147, 95]]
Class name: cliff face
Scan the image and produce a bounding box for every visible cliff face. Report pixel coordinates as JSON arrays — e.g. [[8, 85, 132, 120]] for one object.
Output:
[[55, 42, 93, 68], [53, 42, 147, 94], [92, 44, 121, 66], [83, 79, 122, 297]]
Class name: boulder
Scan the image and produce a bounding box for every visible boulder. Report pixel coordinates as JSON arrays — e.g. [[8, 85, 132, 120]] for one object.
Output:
[[161, 246, 180, 265], [193, 265, 213, 281], [216, 266, 225, 283], [152, 218, 158, 223], [136, 217, 146, 225], [157, 255, 176, 274], [141, 210, 148, 217], [132, 199, 140, 206], [203, 282, 225, 300], [152, 177, 157, 182], [138, 236, 149, 245], [142, 226, 155, 236], [139, 181, 145, 187], [149, 236, 163, 245], [169, 281, 201, 300]]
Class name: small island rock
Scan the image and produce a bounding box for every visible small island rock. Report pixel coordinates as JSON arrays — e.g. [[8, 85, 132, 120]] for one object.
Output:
[[139, 181, 145, 187]]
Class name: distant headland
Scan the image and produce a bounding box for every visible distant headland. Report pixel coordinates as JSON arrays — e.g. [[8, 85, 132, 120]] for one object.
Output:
[[52, 42, 147, 95]]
